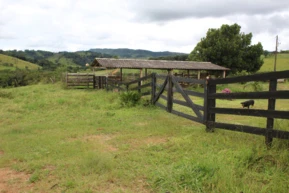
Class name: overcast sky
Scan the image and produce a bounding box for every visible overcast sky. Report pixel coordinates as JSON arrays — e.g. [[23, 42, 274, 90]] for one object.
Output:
[[0, 0, 289, 53]]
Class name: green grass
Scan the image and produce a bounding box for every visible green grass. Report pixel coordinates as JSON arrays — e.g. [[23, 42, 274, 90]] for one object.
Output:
[[1, 84, 289, 192], [260, 53, 289, 72], [0, 54, 40, 71]]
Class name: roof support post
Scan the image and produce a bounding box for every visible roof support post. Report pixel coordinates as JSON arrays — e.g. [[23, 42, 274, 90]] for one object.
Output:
[[145, 68, 148, 77], [140, 68, 143, 85], [197, 70, 201, 80], [167, 69, 173, 113], [223, 70, 226, 78]]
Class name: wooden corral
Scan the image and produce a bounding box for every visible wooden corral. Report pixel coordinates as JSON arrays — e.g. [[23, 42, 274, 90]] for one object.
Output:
[[106, 70, 289, 147], [66, 73, 107, 89]]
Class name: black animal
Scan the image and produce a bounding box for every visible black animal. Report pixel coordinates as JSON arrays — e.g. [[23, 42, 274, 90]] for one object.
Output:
[[241, 100, 254, 109]]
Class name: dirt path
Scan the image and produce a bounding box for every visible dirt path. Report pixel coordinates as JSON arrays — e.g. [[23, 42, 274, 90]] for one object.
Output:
[[0, 167, 33, 193]]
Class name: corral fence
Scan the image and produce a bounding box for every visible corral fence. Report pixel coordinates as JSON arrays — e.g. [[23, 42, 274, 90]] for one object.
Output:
[[66, 70, 289, 147], [66, 73, 107, 89]]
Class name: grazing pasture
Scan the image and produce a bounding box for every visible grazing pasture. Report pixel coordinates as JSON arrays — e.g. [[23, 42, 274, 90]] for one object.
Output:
[[0, 83, 289, 192], [260, 53, 289, 72], [0, 54, 39, 71]]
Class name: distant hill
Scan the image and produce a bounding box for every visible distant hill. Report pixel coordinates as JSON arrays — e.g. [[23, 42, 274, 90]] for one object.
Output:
[[0, 50, 114, 71], [149, 54, 189, 61], [0, 54, 39, 71], [0, 48, 188, 71], [89, 48, 186, 59]]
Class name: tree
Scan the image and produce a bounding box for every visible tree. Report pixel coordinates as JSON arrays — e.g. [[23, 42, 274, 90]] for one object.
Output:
[[188, 23, 264, 74]]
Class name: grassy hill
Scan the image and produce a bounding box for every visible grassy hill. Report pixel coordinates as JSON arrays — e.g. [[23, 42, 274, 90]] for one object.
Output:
[[260, 53, 289, 72], [0, 54, 39, 71]]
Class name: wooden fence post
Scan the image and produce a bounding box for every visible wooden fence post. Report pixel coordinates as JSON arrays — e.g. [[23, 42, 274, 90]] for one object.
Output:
[[266, 79, 277, 147], [93, 75, 96, 89], [167, 70, 173, 113], [138, 81, 141, 93], [205, 79, 216, 132], [151, 73, 156, 104], [66, 72, 68, 87]]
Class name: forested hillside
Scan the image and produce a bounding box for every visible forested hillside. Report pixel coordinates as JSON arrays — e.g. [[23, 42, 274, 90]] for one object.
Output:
[[90, 48, 186, 58]]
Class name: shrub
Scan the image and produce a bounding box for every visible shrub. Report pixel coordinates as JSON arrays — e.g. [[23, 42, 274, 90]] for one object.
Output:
[[119, 91, 141, 107], [243, 81, 263, 92]]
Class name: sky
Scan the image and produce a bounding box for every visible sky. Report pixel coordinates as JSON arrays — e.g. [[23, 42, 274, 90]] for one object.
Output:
[[0, 0, 289, 53]]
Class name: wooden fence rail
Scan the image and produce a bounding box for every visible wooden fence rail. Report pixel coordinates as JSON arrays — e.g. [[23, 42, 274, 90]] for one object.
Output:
[[66, 70, 289, 147], [206, 70, 289, 146]]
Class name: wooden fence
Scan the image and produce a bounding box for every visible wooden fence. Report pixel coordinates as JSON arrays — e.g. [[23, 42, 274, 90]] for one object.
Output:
[[206, 70, 289, 146], [113, 70, 289, 147], [66, 73, 107, 89], [66, 70, 289, 146]]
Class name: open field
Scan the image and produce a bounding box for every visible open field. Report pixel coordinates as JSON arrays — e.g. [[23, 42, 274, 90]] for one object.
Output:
[[1, 83, 289, 192], [260, 53, 289, 72], [0, 54, 39, 71]]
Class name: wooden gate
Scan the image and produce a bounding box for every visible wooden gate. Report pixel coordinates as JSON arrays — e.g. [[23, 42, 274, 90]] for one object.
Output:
[[152, 73, 206, 124]]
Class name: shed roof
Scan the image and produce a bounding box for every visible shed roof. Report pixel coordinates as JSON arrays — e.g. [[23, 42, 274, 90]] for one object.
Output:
[[92, 58, 229, 71]]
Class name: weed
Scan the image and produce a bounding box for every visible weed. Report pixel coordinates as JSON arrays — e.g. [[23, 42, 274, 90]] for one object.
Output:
[[119, 91, 141, 107], [29, 171, 40, 183], [0, 90, 13, 99], [243, 81, 263, 92]]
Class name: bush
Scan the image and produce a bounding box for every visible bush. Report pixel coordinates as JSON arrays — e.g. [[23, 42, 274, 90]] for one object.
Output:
[[243, 81, 263, 92], [119, 91, 141, 107]]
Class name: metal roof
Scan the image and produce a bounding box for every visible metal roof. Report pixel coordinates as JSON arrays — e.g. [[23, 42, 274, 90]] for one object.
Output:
[[92, 58, 229, 71]]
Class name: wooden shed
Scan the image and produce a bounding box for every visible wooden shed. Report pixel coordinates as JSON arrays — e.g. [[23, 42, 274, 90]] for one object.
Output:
[[91, 58, 229, 81]]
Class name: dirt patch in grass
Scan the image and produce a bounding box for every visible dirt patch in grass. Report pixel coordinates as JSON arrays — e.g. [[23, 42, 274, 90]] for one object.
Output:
[[129, 136, 168, 149], [0, 168, 34, 193], [0, 150, 4, 156], [83, 134, 119, 152], [96, 178, 151, 193]]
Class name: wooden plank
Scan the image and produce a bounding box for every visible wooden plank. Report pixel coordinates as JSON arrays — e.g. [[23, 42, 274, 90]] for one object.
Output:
[[209, 70, 289, 84], [266, 79, 277, 147], [155, 102, 167, 110], [153, 77, 168, 104], [67, 73, 95, 76], [209, 107, 289, 119], [171, 76, 203, 119], [272, 129, 289, 139], [126, 74, 153, 85], [164, 87, 177, 92], [130, 82, 151, 91], [184, 90, 205, 98], [206, 83, 216, 132], [174, 76, 206, 85], [67, 82, 93, 86], [171, 110, 203, 124], [141, 91, 151, 96], [209, 91, 289, 99], [67, 80, 94, 83], [214, 122, 266, 136], [167, 71, 173, 113], [173, 99, 204, 111], [151, 73, 156, 104]]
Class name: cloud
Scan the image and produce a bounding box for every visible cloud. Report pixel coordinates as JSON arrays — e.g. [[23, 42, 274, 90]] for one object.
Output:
[[130, 0, 289, 22], [0, 0, 289, 52]]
